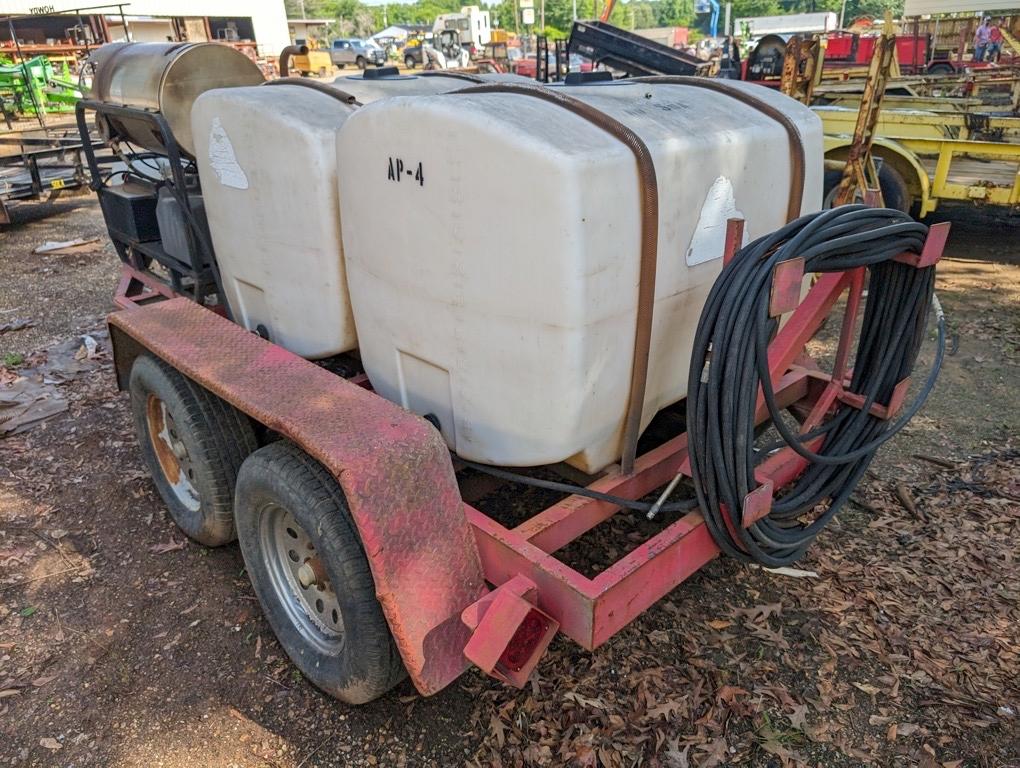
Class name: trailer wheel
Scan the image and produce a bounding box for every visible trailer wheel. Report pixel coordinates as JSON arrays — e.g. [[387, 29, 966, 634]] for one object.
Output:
[[234, 441, 407, 704], [822, 165, 912, 214], [927, 62, 954, 75], [129, 355, 257, 546]]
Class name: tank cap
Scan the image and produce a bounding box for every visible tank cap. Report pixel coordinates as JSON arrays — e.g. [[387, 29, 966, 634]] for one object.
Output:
[[564, 71, 613, 85], [362, 66, 401, 79]]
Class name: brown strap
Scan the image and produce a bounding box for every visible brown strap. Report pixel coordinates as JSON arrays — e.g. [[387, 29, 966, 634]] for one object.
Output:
[[418, 71, 488, 83], [449, 83, 658, 474], [262, 77, 361, 107], [633, 76, 806, 222]]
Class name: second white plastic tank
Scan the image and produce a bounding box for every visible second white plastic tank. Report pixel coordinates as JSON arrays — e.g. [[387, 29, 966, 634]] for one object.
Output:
[[337, 80, 824, 472], [191, 74, 499, 358], [192, 84, 359, 357]]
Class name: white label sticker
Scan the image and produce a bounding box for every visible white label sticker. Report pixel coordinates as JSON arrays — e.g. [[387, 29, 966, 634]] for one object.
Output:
[[685, 176, 747, 266], [207, 117, 248, 190]]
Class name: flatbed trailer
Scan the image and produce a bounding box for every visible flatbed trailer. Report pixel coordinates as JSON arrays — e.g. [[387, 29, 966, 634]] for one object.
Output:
[[813, 73, 1020, 113], [817, 105, 1020, 215], [0, 127, 103, 223]]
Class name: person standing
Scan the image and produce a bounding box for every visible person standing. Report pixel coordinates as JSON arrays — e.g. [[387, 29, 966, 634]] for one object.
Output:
[[988, 18, 1005, 62], [974, 17, 991, 62]]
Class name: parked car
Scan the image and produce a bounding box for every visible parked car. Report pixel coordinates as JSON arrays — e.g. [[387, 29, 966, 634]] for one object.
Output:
[[403, 42, 424, 69], [330, 39, 386, 69]]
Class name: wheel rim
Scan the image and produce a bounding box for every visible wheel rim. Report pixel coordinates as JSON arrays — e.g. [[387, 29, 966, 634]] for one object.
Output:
[[145, 394, 200, 512], [258, 502, 345, 654]]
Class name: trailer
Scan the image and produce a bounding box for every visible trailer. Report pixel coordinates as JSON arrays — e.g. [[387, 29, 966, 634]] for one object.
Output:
[[0, 127, 102, 224], [75, 43, 947, 705], [817, 104, 1020, 215], [566, 21, 710, 77]]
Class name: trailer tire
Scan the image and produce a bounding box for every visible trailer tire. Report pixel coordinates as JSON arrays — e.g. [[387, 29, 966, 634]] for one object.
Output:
[[823, 164, 912, 214], [927, 62, 954, 75], [234, 441, 407, 705], [129, 355, 257, 546]]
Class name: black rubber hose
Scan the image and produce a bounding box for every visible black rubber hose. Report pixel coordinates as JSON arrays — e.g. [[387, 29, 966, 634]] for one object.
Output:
[[687, 205, 944, 567], [456, 458, 699, 515]]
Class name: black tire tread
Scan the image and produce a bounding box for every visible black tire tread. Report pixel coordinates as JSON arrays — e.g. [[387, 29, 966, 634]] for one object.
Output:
[[130, 355, 257, 545], [236, 441, 406, 703]]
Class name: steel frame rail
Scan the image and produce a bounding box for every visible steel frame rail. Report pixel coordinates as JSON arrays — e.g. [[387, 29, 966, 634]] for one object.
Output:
[[462, 219, 948, 670]]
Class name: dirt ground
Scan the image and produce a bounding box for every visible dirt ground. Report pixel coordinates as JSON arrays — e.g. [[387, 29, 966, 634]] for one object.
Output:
[[0, 196, 1018, 768]]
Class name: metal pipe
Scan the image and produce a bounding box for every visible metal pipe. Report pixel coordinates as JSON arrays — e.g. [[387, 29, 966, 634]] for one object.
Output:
[[263, 77, 360, 106], [278, 44, 308, 78]]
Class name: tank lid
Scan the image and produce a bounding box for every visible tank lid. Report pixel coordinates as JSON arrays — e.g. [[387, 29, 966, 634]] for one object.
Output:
[[362, 66, 402, 79], [563, 71, 614, 85]]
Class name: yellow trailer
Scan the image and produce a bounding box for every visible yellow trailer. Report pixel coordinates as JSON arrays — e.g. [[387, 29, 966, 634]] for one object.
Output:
[[817, 105, 1020, 216]]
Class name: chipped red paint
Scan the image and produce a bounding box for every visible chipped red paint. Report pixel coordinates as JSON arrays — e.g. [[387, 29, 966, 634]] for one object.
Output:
[[107, 299, 487, 697], [461, 575, 558, 688], [113, 264, 183, 311], [107, 220, 948, 696]]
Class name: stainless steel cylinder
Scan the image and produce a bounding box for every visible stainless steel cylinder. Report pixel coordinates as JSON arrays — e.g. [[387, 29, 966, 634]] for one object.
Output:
[[90, 42, 265, 156]]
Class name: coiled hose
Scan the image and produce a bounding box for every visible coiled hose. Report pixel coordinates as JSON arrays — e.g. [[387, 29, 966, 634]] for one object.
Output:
[[687, 205, 945, 567]]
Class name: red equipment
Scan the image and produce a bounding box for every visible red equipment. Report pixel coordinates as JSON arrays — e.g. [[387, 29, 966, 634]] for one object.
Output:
[[107, 217, 949, 697]]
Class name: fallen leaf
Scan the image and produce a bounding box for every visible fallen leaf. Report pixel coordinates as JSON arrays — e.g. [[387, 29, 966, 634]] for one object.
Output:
[[852, 682, 881, 696], [39, 738, 61, 751], [788, 703, 809, 731], [149, 539, 187, 554]]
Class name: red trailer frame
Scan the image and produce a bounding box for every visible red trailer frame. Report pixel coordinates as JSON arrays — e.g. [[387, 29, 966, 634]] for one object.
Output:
[[107, 218, 948, 695]]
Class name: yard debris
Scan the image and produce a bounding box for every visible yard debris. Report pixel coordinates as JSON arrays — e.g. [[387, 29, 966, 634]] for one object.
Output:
[[149, 538, 187, 554], [0, 378, 68, 436], [32, 237, 101, 255], [759, 566, 819, 579], [895, 481, 919, 517], [0, 318, 34, 335], [912, 453, 958, 469], [0, 330, 107, 437]]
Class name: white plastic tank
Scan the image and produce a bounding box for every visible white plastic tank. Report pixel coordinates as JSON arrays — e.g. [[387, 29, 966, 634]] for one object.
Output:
[[337, 80, 824, 472], [192, 84, 359, 357], [191, 73, 531, 358]]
